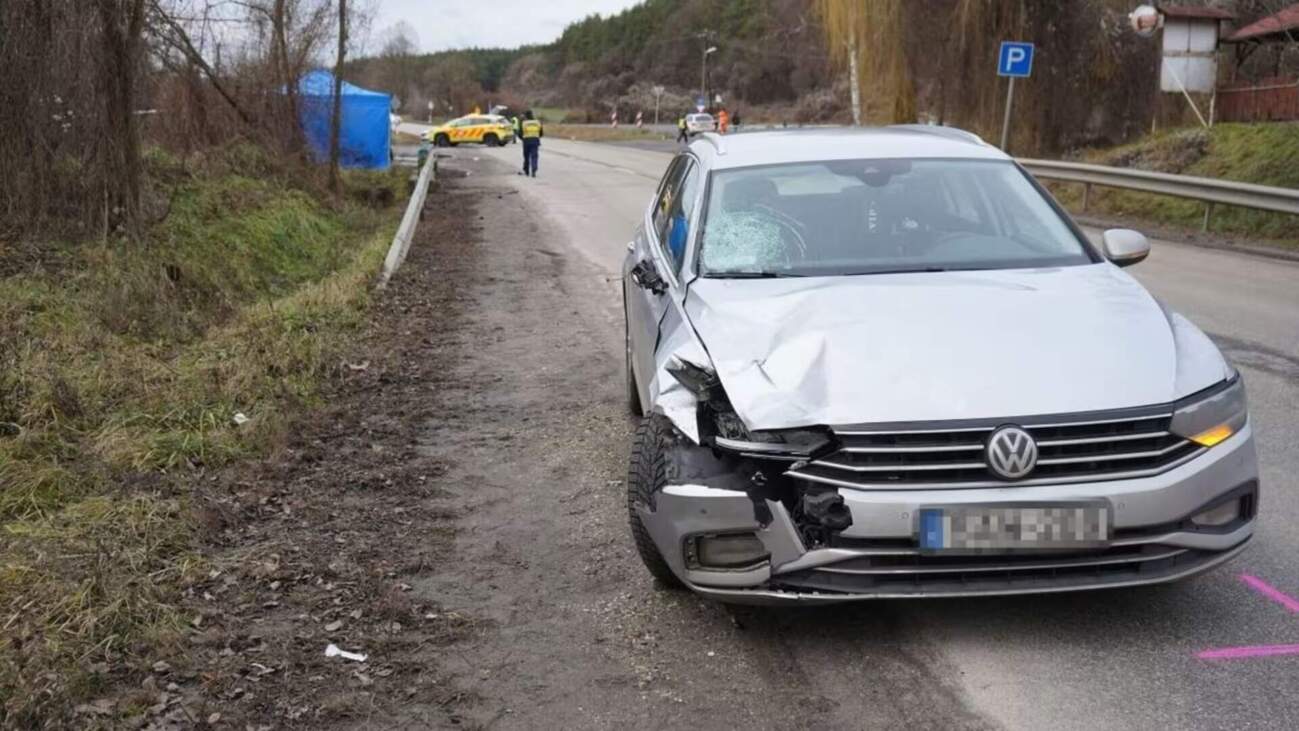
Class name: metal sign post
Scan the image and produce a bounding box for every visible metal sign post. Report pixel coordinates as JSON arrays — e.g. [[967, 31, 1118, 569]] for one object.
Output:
[[997, 41, 1034, 151], [1000, 78, 1016, 150]]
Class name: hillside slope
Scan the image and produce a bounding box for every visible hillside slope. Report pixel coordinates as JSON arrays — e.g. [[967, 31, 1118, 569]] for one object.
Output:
[[352, 0, 835, 123], [1051, 123, 1299, 242]]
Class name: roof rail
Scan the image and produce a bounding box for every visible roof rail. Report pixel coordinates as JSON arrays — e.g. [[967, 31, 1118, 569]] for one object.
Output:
[[888, 124, 987, 146], [696, 132, 727, 156]]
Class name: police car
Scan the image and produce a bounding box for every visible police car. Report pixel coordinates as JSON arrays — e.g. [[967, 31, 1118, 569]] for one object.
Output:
[[425, 114, 515, 147]]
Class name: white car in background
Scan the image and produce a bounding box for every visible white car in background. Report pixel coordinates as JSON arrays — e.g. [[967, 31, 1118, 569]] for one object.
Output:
[[685, 113, 716, 136]]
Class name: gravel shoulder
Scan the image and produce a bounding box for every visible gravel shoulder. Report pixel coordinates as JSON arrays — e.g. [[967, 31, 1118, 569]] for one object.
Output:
[[382, 154, 992, 729]]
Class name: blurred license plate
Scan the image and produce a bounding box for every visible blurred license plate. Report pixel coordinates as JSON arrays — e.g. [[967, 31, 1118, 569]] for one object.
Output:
[[918, 504, 1109, 552]]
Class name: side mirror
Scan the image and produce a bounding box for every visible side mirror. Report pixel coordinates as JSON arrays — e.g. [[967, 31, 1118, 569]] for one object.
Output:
[[1101, 229, 1150, 267], [630, 259, 668, 295]]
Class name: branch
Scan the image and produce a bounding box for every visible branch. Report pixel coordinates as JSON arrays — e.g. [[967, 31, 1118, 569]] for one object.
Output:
[[147, 0, 256, 126]]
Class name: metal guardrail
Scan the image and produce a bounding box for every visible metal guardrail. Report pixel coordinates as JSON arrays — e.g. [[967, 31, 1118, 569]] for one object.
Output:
[[378, 154, 436, 288], [1018, 158, 1299, 231]]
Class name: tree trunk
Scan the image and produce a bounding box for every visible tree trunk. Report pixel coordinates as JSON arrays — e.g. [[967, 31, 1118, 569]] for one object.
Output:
[[329, 0, 347, 194], [95, 0, 147, 235], [847, 36, 862, 126], [272, 0, 303, 155]]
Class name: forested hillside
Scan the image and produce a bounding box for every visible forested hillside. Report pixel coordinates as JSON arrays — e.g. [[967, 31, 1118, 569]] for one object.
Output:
[[350, 0, 1286, 154], [352, 0, 829, 122]]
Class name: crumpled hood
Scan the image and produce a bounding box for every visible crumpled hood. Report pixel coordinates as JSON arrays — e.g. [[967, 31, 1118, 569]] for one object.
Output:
[[684, 264, 1229, 431]]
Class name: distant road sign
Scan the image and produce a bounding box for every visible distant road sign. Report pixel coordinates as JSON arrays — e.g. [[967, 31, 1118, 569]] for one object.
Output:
[[997, 41, 1035, 78], [695, 96, 707, 112]]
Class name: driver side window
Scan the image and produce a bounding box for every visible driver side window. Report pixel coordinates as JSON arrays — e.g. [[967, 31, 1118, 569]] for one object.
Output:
[[652, 158, 687, 240], [652, 157, 694, 274], [662, 161, 699, 273]]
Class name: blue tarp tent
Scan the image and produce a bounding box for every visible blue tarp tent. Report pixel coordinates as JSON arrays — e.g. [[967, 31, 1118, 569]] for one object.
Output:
[[298, 70, 391, 170]]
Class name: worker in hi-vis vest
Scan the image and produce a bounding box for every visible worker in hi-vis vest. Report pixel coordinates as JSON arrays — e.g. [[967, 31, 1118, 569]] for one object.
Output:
[[520, 110, 543, 178]]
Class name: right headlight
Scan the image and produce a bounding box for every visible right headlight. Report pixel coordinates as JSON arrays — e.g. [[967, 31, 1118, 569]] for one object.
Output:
[[1170, 373, 1247, 448]]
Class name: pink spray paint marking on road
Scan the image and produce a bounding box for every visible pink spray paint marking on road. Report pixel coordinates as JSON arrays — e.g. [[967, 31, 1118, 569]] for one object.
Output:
[[1198, 644, 1299, 660], [1239, 573, 1299, 614], [1194, 575, 1299, 662]]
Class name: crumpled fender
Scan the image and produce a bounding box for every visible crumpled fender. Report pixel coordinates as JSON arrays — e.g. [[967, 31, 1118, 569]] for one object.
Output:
[[646, 300, 709, 444]]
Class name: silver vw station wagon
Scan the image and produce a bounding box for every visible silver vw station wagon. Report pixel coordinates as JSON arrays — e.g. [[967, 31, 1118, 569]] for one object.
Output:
[[621, 126, 1257, 604]]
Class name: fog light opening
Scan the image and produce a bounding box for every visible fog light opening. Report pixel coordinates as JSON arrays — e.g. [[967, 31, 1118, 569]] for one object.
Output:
[[689, 533, 769, 570], [1191, 499, 1241, 527]]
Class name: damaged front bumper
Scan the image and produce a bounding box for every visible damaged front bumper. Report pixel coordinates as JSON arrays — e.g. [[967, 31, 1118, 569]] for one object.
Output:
[[636, 425, 1257, 605]]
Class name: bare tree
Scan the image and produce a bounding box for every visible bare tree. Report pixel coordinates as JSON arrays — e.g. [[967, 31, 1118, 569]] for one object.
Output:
[[94, 0, 149, 233], [329, 0, 347, 193], [814, 0, 914, 124], [378, 21, 420, 111]]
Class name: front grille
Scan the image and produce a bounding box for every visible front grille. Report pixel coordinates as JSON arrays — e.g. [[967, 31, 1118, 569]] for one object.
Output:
[[787, 412, 1204, 490], [770, 544, 1218, 596]]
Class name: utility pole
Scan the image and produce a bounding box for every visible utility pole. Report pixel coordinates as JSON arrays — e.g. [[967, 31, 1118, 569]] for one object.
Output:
[[652, 85, 664, 125]]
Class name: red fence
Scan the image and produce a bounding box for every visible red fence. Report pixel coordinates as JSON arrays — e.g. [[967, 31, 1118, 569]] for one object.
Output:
[[1216, 76, 1299, 122]]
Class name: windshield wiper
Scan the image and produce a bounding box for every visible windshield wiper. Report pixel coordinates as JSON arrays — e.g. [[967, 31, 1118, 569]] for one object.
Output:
[[842, 266, 955, 276], [706, 271, 805, 279]]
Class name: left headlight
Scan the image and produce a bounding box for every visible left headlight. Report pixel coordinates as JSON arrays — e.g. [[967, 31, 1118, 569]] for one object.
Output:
[[1170, 374, 1247, 448], [665, 356, 832, 457], [714, 428, 832, 458]]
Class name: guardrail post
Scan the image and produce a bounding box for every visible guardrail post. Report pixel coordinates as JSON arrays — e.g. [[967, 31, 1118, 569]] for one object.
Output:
[[1202, 202, 1215, 232], [1082, 183, 1091, 213]]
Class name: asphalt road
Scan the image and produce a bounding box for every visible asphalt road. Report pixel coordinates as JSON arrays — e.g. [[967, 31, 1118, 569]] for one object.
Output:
[[445, 137, 1299, 730]]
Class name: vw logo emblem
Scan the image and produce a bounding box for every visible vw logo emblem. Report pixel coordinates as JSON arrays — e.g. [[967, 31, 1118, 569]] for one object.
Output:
[[986, 426, 1038, 480]]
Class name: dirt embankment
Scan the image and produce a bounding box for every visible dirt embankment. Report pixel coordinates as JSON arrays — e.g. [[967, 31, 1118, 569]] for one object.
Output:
[[104, 185, 482, 729]]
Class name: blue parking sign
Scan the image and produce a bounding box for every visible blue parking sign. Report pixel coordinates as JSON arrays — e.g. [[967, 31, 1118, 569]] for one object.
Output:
[[998, 41, 1034, 78]]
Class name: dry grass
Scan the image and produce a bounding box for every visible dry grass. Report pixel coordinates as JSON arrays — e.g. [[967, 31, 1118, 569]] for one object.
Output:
[[0, 143, 404, 725]]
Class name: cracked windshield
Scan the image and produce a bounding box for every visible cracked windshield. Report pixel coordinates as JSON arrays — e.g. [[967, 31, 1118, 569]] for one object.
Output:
[[701, 159, 1094, 276]]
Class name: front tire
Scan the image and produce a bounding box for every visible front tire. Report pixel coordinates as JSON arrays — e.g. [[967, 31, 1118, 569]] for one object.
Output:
[[627, 415, 685, 588], [484, 134, 500, 147], [434, 134, 450, 148]]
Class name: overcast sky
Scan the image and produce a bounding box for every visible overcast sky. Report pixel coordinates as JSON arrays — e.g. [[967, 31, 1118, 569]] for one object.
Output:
[[370, 0, 645, 53]]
